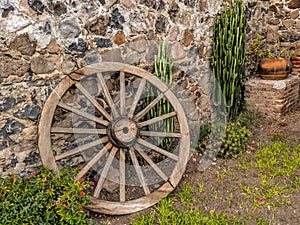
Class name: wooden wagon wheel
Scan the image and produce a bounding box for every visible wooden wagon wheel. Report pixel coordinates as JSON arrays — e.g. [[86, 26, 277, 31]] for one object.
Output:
[[38, 62, 190, 215]]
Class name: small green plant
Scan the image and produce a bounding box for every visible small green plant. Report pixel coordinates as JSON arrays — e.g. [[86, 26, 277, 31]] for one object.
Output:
[[197, 121, 251, 158], [174, 184, 194, 206], [145, 41, 175, 149], [0, 166, 93, 225], [220, 121, 252, 158], [247, 34, 293, 68]]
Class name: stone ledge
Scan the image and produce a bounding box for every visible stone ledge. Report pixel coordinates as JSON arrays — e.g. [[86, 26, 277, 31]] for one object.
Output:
[[245, 75, 300, 118]]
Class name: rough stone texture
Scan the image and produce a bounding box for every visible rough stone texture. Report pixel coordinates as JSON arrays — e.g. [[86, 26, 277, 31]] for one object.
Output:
[[171, 42, 186, 61], [14, 105, 41, 120], [245, 76, 300, 118], [101, 48, 123, 62], [85, 16, 108, 36], [0, 0, 299, 176], [119, 0, 136, 9], [83, 49, 101, 66], [183, 29, 194, 47], [9, 33, 36, 56], [0, 54, 30, 78], [59, 18, 80, 38], [288, 0, 300, 9], [128, 38, 147, 53], [30, 56, 56, 74], [113, 31, 126, 45]]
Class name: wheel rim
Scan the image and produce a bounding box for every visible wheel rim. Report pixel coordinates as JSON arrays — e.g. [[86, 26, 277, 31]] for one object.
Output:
[[38, 62, 190, 215]]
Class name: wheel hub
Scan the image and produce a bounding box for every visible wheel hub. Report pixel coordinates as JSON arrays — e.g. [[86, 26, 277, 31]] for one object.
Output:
[[108, 116, 139, 148]]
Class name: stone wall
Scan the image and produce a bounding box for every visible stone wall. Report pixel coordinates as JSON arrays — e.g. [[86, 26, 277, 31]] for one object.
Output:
[[0, 0, 299, 175]]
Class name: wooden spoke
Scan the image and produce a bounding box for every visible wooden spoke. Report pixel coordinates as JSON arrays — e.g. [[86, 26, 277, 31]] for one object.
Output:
[[97, 73, 119, 118], [119, 149, 126, 202], [129, 148, 150, 195], [75, 82, 111, 121], [55, 137, 109, 161], [134, 93, 164, 122], [93, 147, 119, 198], [58, 102, 109, 126], [128, 78, 147, 118], [120, 72, 126, 116], [140, 131, 181, 138], [136, 138, 178, 161], [138, 112, 177, 127], [135, 145, 168, 182], [38, 63, 191, 215], [75, 142, 113, 180], [51, 127, 107, 135]]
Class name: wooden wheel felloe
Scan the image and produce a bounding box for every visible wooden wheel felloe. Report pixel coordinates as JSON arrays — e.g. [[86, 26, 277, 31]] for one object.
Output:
[[38, 62, 190, 215]]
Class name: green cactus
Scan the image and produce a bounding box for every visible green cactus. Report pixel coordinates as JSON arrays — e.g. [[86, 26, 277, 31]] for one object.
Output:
[[212, 0, 247, 121], [145, 41, 175, 149]]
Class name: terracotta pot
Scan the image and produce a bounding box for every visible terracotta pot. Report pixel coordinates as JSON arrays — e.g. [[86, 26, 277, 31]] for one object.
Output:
[[291, 50, 300, 68], [259, 58, 291, 80]]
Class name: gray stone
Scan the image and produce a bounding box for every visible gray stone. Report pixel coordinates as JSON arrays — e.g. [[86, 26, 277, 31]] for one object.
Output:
[[0, 97, 16, 112], [30, 56, 56, 74], [101, 48, 123, 62], [28, 0, 45, 14], [1, 3, 14, 18], [129, 38, 147, 53], [171, 42, 186, 61], [109, 8, 125, 30], [273, 81, 286, 90], [24, 151, 40, 166], [9, 33, 36, 56], [124, 52, 140, 65], [2, 119, 25, 134], [59, 19, 80, 38], [62, 58, 77, 75], [168, 2, 179, 21], [93, 37, 112, 48], [155, 15, 167, 33], [83, 49, 101, 66], [184, 0, 196, 7], [68, 39, 88, 52], [146, 42, 158, 61], [14, 105, 41, 120]]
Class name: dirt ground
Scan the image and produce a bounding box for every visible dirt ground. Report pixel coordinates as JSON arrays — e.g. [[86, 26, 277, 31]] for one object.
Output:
[[93, 109, 300, 225]]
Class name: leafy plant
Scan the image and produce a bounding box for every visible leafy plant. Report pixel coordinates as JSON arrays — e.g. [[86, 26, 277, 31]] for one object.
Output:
[[145, 41, 175, 149], [212, 0, 247, 121], [197, 121, 251, 158], [0, 166, 93, 225]]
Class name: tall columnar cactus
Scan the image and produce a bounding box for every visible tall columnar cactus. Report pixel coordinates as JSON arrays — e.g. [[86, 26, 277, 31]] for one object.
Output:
[[212, 0, 247, 121], [145, 42, 175, 148]]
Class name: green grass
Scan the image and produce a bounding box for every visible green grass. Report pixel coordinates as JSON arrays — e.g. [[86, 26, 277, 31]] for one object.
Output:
[[130, 141, 300, 225]]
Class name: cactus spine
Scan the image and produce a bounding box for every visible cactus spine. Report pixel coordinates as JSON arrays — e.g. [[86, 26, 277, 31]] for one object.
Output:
[[145, 41, 175, 148], [212, 0, 247, 121]]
